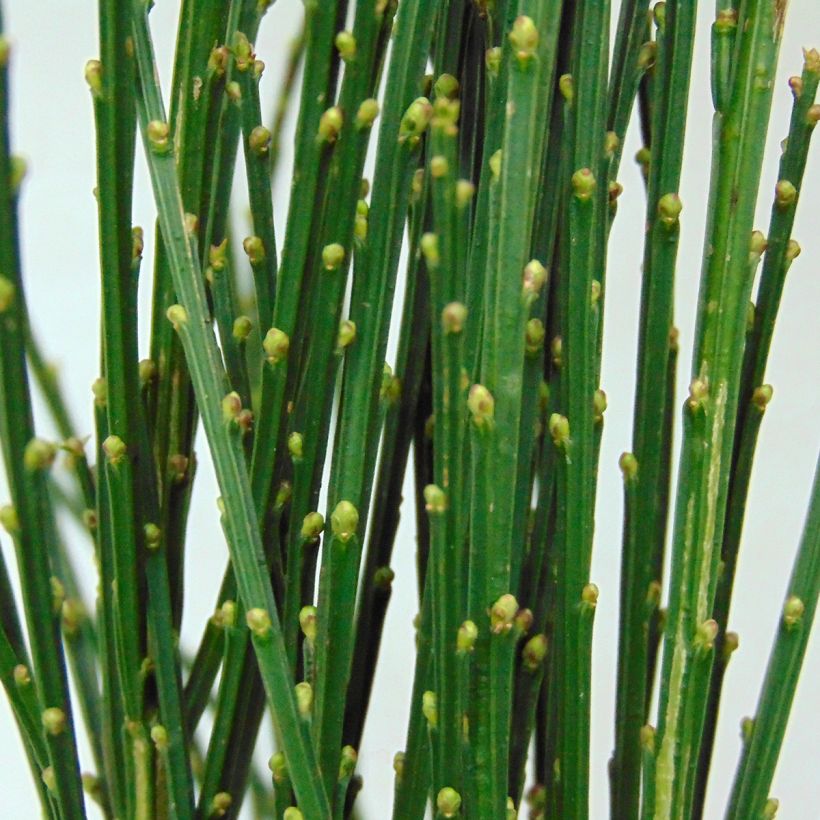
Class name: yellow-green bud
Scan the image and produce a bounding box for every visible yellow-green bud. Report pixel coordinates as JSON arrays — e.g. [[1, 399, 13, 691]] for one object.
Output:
[[0, 505, 19, 535], [84, 59, 103, 97], [489, 149, 502, 180], [301, 512, 324, 540], [485, 46, 502, 76], [522, 634, 548, 672], [232, 315, 253, 342], [144, 523, 161, 551], [580, 583, 599, 614], [335, 31, 357, 62], [571, 168, 596, 201], [640, 724, 656, 752], [694, 619, 719, 654], [248, 125, 272, 157], [268, 751, 288, 783], [288, 432, 304, 461], [24, 438, 57, 471], [283, 809, 303, 820], [101, 435, 126, 466], [42, 707, 66, 736], [209, 238, 228, 271], [525, 318, 545, 355], [593, 388, 607, 423], [423, 484, 446, 515], [491, 594, 519, 634], [263, 327, 289, 364], [318, 106, 344, 143], [211, 792, 232, 817], [548, 413, 570, 448], [299, 606, 318, 642], [457, 620, 478, 653], [523, 259, 547, 298], [322, 242, 346, 270], [430, 154, 449, 178], [658, 192, 682, 227], [436, 787, 462, 818], [752, 384, 773, 411], [13, 664, 30, 687], [166, 304, 188, 330], [420, 232, 440, 268], [456, 179, 475, 208], [220, 600, 237, 629], [246, 608, 272, 638], [147, 120, 170, 154], [331, 501, 359, 542], [723, 631, 740, 662], [467, 384, 495, 427], [338, 319, 357, 348], [619, 452, 638, 481], [42, 767, 56, 794], [775, 179, 797, 209], [151, 724, 169, 751], [222, 391, 242, 425], [50, 577, 65, 616], [783, 595, 804, 629], [509, 15, 538, 63], [688, 377, 709, 411], [0, 276, 14, 312], [356, 98, 380, 130], [243, 235, 266, 265], [422, 690, 438, 728], [434, 73, 459, 100], [399, 97, 433, 144], [442, 302, 467, 334], [559, 73, 573, 102], [393, 751, 406, 781], [762, 798, 779, 819], [339, 745, 358, 779], [295, 681, 313, 716]]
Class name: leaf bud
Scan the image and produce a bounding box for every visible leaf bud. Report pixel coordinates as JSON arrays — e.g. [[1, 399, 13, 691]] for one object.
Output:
[[232, 315, 253, 342], [246, 607, 272, 638], [166, 304, 188, 329], [467, 384, 495, 427], [42, 707, 66, 736], [509, 15, 539, 63], [331, 500, 359, 542], [436, 787, 462, 818], [490, 593, 519, 634], [457, 620, 478, 653], [318, 106, 344, 143], [263, 327, 289, 364], [295, 681, 313, 717], [423, 484, 446, 515], [399, 97, 433, 144], [147, 120, 171, 154], [658, 192, 682, 227], [619, 452, 638, 481], [335, 31, 357, 62], [301, 512, 324, 541], [243, 235, 266, 265], [782, 595, 804, 629], [522, 634, 548, 671], [356, 98, 379, 130], [571, 168, 596, 201], [322, 242, 346, 270], [211, 792, 232, 817], [422, 690, 438, 728], [299, 606, 317, 642]]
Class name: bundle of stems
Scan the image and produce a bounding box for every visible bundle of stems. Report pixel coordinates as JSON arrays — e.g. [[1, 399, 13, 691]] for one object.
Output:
[[0, 0, 817, 818]]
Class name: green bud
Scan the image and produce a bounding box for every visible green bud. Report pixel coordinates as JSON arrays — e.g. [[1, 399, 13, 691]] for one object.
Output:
[[457, 620, 478, 653], [436, 787, 462, 818], [0, 276, 15, 312], [301, 512, 324, 540], [640, 724, 655, 753], [393, 751, 406, 782], [422, 690, 438, 728], [356, 98, 379, 130], [509, 15, 538, 63], [783, 595, 804, 629], [775, 179, 797, 209], [338, 319, 357, 349], [688, 377, 709, 411], [805, 47, 820, 75], [209, 238, 228, 272], [211, 792, 232, 817], [331, 501, 359, 542], [741, 716, 755, 745], [232, 315, 253, 342], [763, 798, 779, 819], [318, 106, 344, 143], [442, 302, 467, 334], [322, 242, 346, 270], [619, 452, 638, 481], [594, 388, 608, 423], [658, 193, 682, 227], [522, 634, 548, 671], [571, 168, 596, 201], [226, 80, 241, 103], [525, 318, 545, 355], [246, 608, 272, 638], [274, 480, 292, 509], [84, 59, 103, 98], [149, 724, 168, 752], [147, 120, 171, 154], [283, 809, 303, 820], [808, 104, 820, 126], [786, 239, 801, 263], [168, 453, 190, 484], [232, 31, 254, 71], [263, 327, 290, 364], [491, 594, 518, 634], [506, 796, 516, 819], [399, 97, 433, 144], [208, 45, 230, 76], [42, 707, 66, 736], [335, 30, 357, 62], [268, 751, 288, 783], [50, 577, 65, 616], [635, 146, 651, 177], [287, 432, 304, 461], [723, 631, 740, 662], [339, 745, 358, 779], [373, 566, 395, 590], [548, 413, 570, 448], [299, 606, 317, 642], [295, 681, 313, 717], [166, 304, 188, 330], [423, 484, 446, 515], [220, 601, 237, 629], [609, 181, 624, 208], [749, 230, 767, 263], [143, 523, 162, 551]]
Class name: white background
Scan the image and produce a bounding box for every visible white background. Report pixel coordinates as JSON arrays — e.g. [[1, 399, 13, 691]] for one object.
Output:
[[1, 1, 818, 817]]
